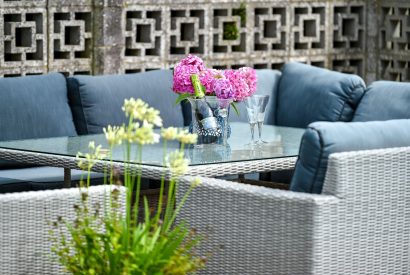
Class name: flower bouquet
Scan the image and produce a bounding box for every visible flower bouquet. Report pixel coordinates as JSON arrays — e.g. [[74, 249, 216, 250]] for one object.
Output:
[[173, 54, 257, 146]]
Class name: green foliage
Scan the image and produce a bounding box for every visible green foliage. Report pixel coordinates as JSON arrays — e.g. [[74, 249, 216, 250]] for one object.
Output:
[[50, 99, 205, 275], [175, 93, 191, 105], [223, 2, 247, 40], [231, 102, 240, 116], [233, 2, 247, 27], [50, 192, 204, 275], [223, 22, 239, 41]]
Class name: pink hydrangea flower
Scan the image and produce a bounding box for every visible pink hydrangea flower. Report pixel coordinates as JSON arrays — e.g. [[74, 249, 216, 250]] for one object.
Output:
[[223, 69, 251, 102], [239, 67, 257, 97], [199, 69, 222, 95], [214, 77, 235, 99], [173, 55, 205, 94], [172, 54, 258, 101]]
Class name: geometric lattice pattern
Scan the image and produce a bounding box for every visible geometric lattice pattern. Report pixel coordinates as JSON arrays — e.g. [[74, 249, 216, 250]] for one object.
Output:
[[381, 4, 410, 51], [170, 8, 207, 56], [381, 58, 410, 82], [0, 0, 409, 83], [291, 4, 326, 51], [125, 7, 163, 58], [333, 4, 365, 50], [212, 5, 247, 55], [332, 58, 364, 76], [0, 8, 47, 76], [253, 5, 287, 54], [379, 2, 410, 82], [48, 7, 93, 75]]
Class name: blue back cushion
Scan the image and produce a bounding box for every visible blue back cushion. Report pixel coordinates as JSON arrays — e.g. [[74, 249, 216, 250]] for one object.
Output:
[[353, 81, 410, 122], [0, 73, 77, 169], [67, 70, 183, 134], [182, 69, 282, 126], [290, 119, 410, 194], [0, 73, 77, 141], [276, 62, 366, 128]]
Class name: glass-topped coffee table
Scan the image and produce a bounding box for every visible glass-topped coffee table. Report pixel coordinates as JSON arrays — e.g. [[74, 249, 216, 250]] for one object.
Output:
[[0, 122, 304, 187]]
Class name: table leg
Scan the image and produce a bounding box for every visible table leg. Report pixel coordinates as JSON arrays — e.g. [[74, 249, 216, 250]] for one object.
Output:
[[64, 168, 71, 188]]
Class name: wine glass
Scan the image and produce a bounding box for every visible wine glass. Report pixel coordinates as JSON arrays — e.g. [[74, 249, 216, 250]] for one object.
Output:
[[244, 95, 270, 146], [256, 95, 270, 144]]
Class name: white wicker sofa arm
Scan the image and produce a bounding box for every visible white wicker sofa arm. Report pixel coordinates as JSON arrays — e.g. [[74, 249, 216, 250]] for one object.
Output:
[[177, 147, 410, 274], [177, 176, 339, 274], [0, 185, 126, 275], [315, 146, 410, 274]]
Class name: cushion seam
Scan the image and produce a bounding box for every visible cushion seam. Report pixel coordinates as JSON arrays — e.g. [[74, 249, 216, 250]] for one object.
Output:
[[74, 78, 90, 134], [337, 82, 364, 122], [351, 86, 368, 120], [60, 73, 78, 136], [309, 127, 325, 193]]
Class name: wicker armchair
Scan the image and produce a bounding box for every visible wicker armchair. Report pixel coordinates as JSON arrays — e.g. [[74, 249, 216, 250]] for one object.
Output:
[[0, 185, 126, 274], [177, 147, 410, 274]]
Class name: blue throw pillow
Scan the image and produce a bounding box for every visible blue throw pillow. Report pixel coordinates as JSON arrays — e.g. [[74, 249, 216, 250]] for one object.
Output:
[[276, 62, 366, 128], [67, 70, 183, 134], [290, 119, 410, 194], [353, 81, 410, 122]]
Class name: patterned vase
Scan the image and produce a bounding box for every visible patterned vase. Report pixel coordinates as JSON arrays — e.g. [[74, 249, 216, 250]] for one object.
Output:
[[188, 96, 232, 146]]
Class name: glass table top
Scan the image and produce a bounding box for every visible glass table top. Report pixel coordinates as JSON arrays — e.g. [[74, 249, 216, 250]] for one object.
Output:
[[0, 122, 304, 167]]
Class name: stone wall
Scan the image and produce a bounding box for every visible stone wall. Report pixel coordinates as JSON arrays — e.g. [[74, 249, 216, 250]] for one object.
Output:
[[0, 0, 408, 83]]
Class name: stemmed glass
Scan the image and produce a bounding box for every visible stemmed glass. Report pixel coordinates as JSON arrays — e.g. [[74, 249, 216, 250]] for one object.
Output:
[[244, 95, 270, 146]]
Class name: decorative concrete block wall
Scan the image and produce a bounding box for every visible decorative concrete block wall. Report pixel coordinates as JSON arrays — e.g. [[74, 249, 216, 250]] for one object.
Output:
[[0, 0, 408, 83]]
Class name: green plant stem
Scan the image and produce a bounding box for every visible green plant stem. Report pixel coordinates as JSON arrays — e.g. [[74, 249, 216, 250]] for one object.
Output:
[[163, 142, 185, 232], [155, 140, 168, 224], [107, 146, 113, 220], [124, 114, 134, 248], [133, 144, 143, 224], [165, 184, 195, 232], [87, 166, 91, 188], [125, 141, 133, 248]]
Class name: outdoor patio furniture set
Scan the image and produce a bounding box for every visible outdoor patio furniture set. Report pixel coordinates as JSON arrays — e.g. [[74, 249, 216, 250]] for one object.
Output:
[[1, 62, 410, 273]]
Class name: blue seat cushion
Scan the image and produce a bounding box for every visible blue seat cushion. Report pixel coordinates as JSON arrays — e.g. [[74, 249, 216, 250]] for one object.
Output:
[[0, 167, 154, 193], [182, 69, 282, 126], [353, 81, 410, 122], [0, 167, 102, 183], [0, 160, 37, 170], [0, 177, 33, 194], [0, 167, 105, 193], [67, 70, 183, 134], [290, 119, 410, 194], [276, 62, 366, 128], [0, 73, 77, 169]]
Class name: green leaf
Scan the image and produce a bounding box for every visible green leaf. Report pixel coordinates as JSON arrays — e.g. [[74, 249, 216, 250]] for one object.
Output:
[[175, 93, 191, 105], [231, 102, 240, 116]]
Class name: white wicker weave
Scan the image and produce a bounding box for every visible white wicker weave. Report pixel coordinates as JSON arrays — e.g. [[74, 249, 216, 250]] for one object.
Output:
[[177, 147, 410, 274], [0, 185, 126, 274], [0, 147, 297, 183]]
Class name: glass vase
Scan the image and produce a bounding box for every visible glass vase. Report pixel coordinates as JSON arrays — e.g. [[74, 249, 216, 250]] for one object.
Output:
[[188, 96, 232, 147]]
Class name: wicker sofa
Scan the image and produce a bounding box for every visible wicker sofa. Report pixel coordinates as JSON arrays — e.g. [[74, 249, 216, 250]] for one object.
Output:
[[1, 63, 410, 274], [178, 146, 410, 274]]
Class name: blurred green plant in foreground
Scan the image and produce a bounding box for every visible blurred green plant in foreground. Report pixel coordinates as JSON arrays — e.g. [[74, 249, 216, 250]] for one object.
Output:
[[50, 98, 205, 274]]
